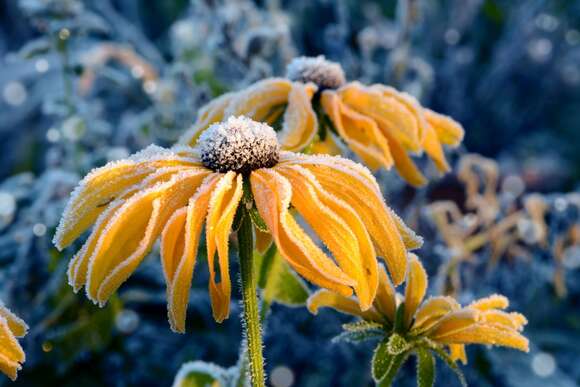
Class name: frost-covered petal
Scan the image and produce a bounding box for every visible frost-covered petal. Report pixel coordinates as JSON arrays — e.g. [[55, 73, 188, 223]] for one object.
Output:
[[468, 294, 509, 311], [307, 290, 384, 323], [278, 82, 318, 152], [205, 172, 244, 323], [428, 309, 480, 339], [435, 324, 529, 352], [250, 169, 355, 295], [403, 255, 428, 327], [54, 145, 199, 250], [424, 109, 464, 147], [179, 92, 237, 146], [0, 304, 28, 338], [224, 78, 292, 121], [373, 265, 397, 322], [162, 174, 219, 332], [383, 131, 427, 187], [85, 169, 210, 305], [412, 296, 460, 332], [0, 316, 25, 381], [448, 344, 467, 364], [277, 164, 378, 310], [281, 153, 411, 285], [321, 90, 393, 170], [338, 82, 421, 152], [422, 123, 450, 173]]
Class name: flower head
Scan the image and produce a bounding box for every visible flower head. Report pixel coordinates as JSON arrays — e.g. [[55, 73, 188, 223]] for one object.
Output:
[[180, 57, 464, 187], [0, 303, 28, 381], [54, 117, 420, 333], [307, 255, 528, 368], [286, 55, 346, 90]]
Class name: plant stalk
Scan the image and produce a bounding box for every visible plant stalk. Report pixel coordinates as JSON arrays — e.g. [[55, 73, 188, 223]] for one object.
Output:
[[237, 208, 266, 387]]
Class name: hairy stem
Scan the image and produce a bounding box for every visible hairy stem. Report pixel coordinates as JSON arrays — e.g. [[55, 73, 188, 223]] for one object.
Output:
[[237, 208, 266, 387]]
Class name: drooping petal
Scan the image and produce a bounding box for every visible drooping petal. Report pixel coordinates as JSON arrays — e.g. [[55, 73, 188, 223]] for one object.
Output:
[[321, 90, 393, 170], [449, 344, 468, 364], [0, 317, 25, 381], [225, 78, 292, 121], [179, 92, 236, 146], [373, 266, 397, 322], [424, 109, 464, 147], [54, 145, 199, 250], [403, 255, 428, 327], [250, 169, 355, 295], [0, 304, 28, 338], [412, 296, 460, 333], [435, 324, 529, 352], [307, 290, 384, 323], [278, 82, 318, 152], [277, 164, 378, 310], [84, 169, 210, 305], [254, 228, 273, 254], [280, 153, 410, 285], [382, 130, 427, 187], [422, 123, 450, 173], [205, 172, 244, 323], [163, 175, 219, 332], [338, 82, 421, 152]]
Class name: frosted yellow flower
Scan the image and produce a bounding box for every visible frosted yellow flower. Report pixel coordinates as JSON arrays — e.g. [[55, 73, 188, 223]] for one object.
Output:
[[54, 116, 420, 333], [308, 255, 528, 367], [0, 303, 28, 381], [180, 56, 464, 187]]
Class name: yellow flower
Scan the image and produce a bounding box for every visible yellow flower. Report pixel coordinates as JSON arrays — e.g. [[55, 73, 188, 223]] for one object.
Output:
[[307, 255, 528, 364], [54, 116, 421, 333], [180, 56, 464, 187], [0, 303, 27, 381]]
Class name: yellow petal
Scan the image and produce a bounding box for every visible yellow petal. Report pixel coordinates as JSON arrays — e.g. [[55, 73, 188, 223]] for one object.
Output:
[[0, 318, 25, 381], [281, 153, 410, 285], [321, 91, 393, 170], [308, 132, 342, 156], [480, 310, 528, 332], [163, 175, 219, 332], [373, 265, 397, 322], [429, 309, 479, 339], [250, 169, 355, 295], [307, 290, 384, 323], [436, 325, 529, 352], [225, 78, 292, 121], [412, 296, 460, 332], [469, 294, 509, 311], [254, 228, 273, 254], [338, 82, 421, 152], [370, 85, 429, 142], [383, 131, 427, 187], [278, 165, 378, 310], [68, 165, 192, 291], [404, 255, 428, 327], [422, 122, 450, 173], [205, 172, 243, 323], [85, 169, 210, 305], [54, 146, 199, 250], [0, 305, 28, 339], [424, 109, 464, 147], [179, 92, 236, 146], [449, 344, 468, 364], [279, 82, 318, 152]]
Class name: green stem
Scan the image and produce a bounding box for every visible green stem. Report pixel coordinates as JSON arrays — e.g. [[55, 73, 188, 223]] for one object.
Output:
[[237, 208, 266, 387]]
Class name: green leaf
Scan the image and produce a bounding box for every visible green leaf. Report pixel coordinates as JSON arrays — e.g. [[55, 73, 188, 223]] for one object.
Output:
[[173, 361, 229, 387], [416, 348, 436, 387], [372, 339, 410, 384], [332, 329, 385, 344], [387, 333, 410, 355], [343, 320, 385, 332], [255, 248, 309, 306]]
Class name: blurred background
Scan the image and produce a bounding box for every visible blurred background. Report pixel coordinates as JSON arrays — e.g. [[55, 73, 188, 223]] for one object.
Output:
[[0, 0, 578, 386]]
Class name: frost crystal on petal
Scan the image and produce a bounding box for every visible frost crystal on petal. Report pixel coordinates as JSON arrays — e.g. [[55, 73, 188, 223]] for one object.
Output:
[[197, 116, 280, 173], [286, 56, 346, 90]]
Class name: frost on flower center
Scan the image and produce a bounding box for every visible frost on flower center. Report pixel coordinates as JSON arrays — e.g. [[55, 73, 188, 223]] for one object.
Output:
[[198, 116, 280, 173], [286, 55, 346, 90]]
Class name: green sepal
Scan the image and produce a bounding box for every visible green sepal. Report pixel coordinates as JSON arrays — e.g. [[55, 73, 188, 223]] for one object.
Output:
[[416, 348, 436, 387], [332, 321, 385, 344], [387, 333, 411, 355], [372, 339, 411, 384], [393, 302, 407, 334], [427, 343, 467, 387]]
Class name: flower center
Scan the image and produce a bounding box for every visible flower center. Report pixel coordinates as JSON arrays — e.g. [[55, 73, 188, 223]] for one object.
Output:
[[286, 55, 346, 90], [198, 116, 280, 173]]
